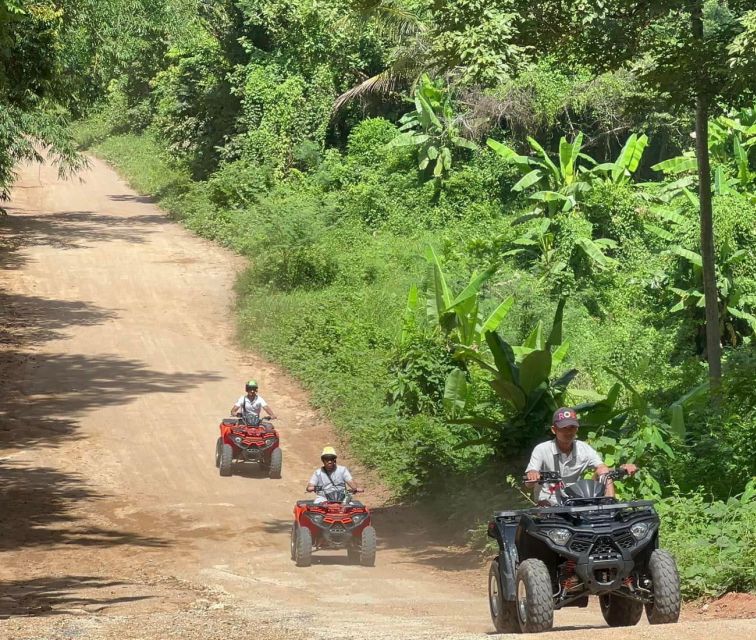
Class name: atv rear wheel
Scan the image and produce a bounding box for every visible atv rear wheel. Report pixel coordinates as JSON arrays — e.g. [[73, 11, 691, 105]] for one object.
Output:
[[294, 525, 312, 567], [268, 448, 282, 479], [645, 549, 681, 624], [600, 593, 643, 627], [218, 443, 233, 477], [359, 526, 377, 567], [489, 559, 518, 633], [214, 438, 222, 468], [515, 559, 553, 633]]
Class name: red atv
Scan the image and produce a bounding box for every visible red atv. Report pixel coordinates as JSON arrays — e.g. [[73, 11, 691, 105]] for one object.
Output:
[[215, 415, 282, 479], [290, 486, 376, 567]]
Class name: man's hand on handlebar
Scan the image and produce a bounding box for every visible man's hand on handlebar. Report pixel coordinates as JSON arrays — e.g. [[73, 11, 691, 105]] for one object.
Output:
[[525, 470, 541, 484]]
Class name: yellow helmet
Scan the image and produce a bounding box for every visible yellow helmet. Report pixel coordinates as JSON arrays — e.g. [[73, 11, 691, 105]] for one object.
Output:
[[320, 446, 337, 458]]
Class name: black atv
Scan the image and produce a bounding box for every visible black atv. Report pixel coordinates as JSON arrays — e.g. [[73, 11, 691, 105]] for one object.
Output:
[[488, 469, 681, 633]]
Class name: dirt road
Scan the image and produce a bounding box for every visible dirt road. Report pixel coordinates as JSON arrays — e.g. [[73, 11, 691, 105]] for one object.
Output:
[[0, 158, 754, 639]]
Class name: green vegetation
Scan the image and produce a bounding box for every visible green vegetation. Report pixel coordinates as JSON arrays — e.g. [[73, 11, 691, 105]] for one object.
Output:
[[3, 0, 755, 597]]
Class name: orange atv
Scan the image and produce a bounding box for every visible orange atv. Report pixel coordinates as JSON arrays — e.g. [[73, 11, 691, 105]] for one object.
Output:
[[215, 415, 282, 479], [290, 486, 376, 567]]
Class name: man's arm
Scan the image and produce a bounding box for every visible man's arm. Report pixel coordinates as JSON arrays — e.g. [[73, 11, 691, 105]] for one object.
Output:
[[231, 403, 241, 416], [524, 445, 544, 486], [263, 405, 278, 419]]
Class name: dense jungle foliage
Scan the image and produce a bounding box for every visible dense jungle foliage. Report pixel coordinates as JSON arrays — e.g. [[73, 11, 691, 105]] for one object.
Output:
[[4, 0, 756, 597]]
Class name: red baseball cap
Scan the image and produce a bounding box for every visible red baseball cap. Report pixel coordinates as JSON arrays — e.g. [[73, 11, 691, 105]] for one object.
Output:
[[553, 407, 580, 428]]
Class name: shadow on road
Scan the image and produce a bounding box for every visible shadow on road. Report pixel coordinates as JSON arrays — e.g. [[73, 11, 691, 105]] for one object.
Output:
[[0, 462, 167, 552], [0, 575, 153, 617]]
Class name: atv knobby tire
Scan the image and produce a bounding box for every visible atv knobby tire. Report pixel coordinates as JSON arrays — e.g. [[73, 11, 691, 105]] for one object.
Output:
[[268, 447, 282, 479], [489, 559, 518, 633], [214, 438, 222, 468], [600, 593, 643, 627], [645, 549, 681, 624], [515, 559, 554, 633], [359, 526, 377, 567], [294, 525, 313, 567], [218, 443, 233, 476]]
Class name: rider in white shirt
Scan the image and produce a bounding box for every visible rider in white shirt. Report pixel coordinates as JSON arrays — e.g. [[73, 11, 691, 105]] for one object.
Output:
[[525, 407, 637, 505], [230, 380, 277, 423], [306, 447, 362, 503]]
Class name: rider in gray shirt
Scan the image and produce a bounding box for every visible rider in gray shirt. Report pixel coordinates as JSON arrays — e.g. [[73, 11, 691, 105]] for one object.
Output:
[[525, 408, 637, 505]]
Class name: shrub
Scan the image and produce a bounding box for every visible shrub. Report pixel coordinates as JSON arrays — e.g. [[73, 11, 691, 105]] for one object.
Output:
[[657, 484, 756, 597]]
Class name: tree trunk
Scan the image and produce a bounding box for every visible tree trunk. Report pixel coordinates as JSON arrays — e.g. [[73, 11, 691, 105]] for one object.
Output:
[[692, 2, 722, 387]]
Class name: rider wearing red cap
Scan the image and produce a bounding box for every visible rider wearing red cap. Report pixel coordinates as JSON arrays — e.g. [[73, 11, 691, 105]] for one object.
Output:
[[525, 407, 637, 505]]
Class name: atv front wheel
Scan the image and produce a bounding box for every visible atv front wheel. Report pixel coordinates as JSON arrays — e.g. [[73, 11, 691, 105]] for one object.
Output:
[[645, 549, 681, 624], [214, 438, 222, 468], [515, 559, 553, 633], [489, 559, 518, 633], [294, 525, 312, 567], [268, 448, 282, 479], [600, 593, 643, 627], [359, 526, 377, 567], [218, 443, 233, 477]]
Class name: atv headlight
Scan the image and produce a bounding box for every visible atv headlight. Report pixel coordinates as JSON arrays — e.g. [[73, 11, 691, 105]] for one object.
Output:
[[546, 528, 571, 546], [234, 436, 242, 444], [630, 522, 649, 540], [307, 513, 324, 524], [351, 514, 365, 525]]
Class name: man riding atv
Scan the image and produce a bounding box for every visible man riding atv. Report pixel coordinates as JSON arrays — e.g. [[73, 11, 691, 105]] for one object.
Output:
[[525, 407, 637, 505], [306, 447, 362, 504], [231, 380, 277, 424]]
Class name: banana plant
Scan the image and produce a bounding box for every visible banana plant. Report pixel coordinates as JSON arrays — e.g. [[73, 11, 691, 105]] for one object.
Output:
[[666, 241, 756, 345], [652, 107, 756, 195], [586, 133, 649, 185], [487, 132, 648, 217], [487, 133, 591, 216], [386, 74, 477, 182], [506, 219, 617, 276], [425, 246, 513, 347], [443, 299, 578, 440]]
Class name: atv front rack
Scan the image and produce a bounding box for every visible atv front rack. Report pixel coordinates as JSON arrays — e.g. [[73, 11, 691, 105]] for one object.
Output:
[[494, 500, 655, 518]]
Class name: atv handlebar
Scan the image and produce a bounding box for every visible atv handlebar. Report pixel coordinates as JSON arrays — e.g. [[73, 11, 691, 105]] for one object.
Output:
[[523, 468, 629, 484], [307, 485, 364, 493]]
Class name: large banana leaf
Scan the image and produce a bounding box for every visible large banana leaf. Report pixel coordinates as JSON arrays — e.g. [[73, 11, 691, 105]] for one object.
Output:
[[519, 349, 552, 394], [512, 169, 543, 192], [546, 298, 566, 348], [614, 133, 648, 180], [485, 331, 518, 384], [443, 368, 468, 412], [528, 136, 560, 185], [652, 155, 698, 175], [481, 296, 514, 335], [670, 246, 703, 268], [559, 133, 583, 186], [486, 139, 529, 165], [490, 378, 527, 410], [575, 237, 613, 269], [425, 246, 453, 324]]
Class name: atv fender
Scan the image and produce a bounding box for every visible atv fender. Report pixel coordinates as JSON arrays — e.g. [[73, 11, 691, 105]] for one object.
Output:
[[492, 517, 520, 601]]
